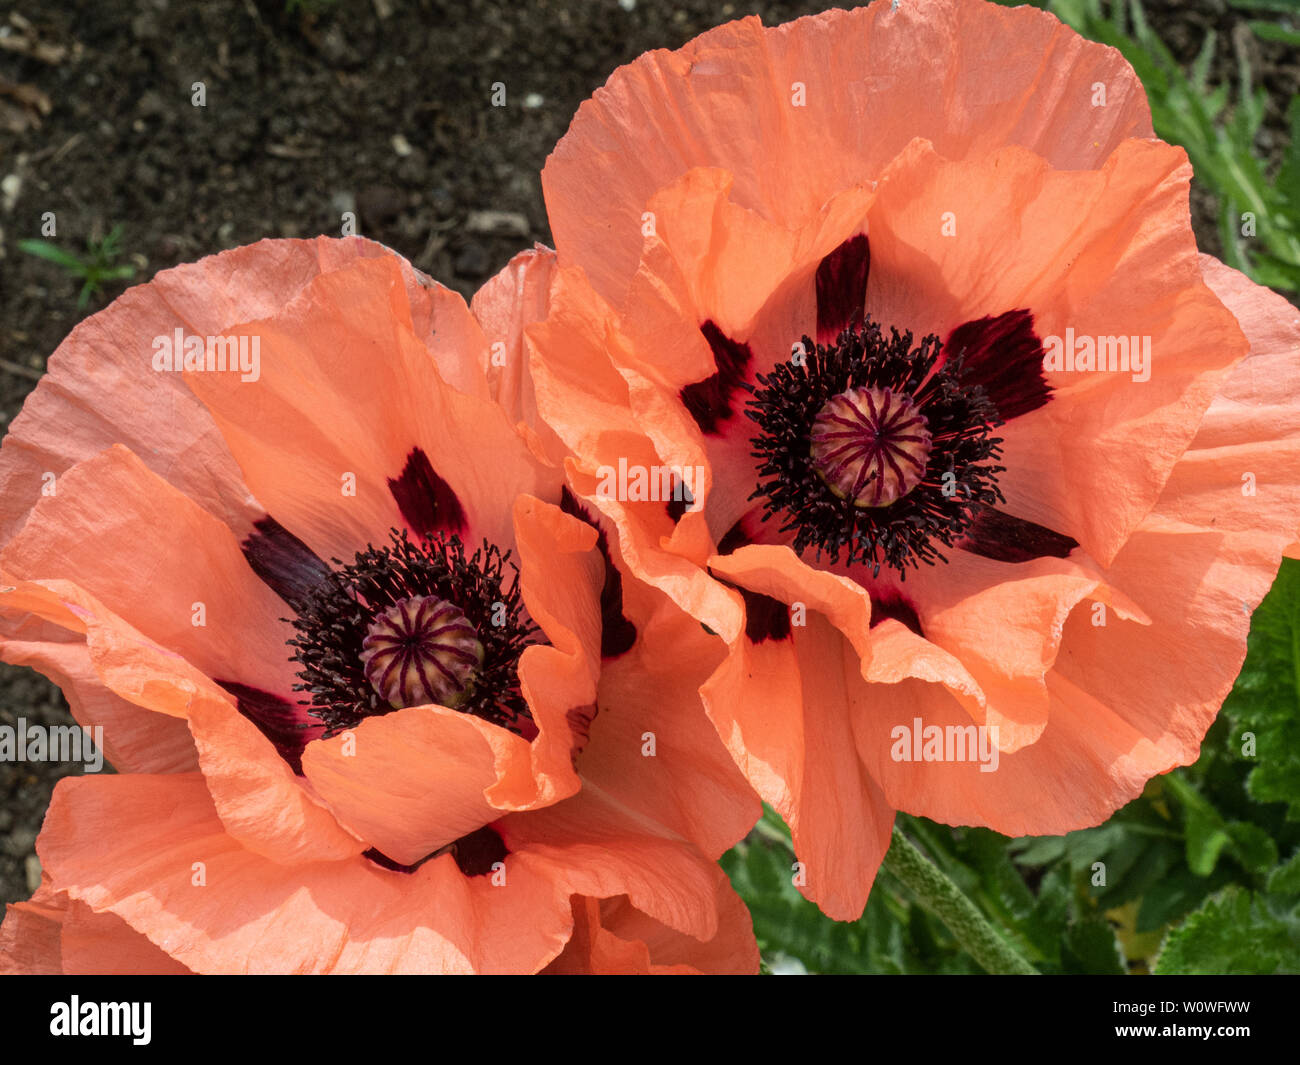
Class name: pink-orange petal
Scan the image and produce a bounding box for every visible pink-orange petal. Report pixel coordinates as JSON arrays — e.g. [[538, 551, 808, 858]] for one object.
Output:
[[183, 255, 559, 565], [543, 0, 1152, 304], [0, 612, 196, 774], [511, 494, 602, 798], [500, 787, 727, 944], [0, 236, 428, 546], [1, 444, 298, 699], [37, 773, 575, 974], [579, 587, 761, 860], [301, 705, 539, 867]]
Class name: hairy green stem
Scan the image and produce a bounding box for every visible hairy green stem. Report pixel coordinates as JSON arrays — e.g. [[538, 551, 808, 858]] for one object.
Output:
[[882, 825, 1038, 975]]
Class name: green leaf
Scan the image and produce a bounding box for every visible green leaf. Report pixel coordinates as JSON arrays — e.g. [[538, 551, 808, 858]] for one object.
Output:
[[1277, 94, 1300, 205], [17, 239, 87, 272], [1136, 870, 1218, 933], [1007, 835, 1066, 867], [1268, 850, 1300, 896], [1185, 806, 1232, 877], [1227, 0, 1300, 13], [1189, 29, 1216, 93], [1155, 888, 1300, 974], [1061, 917, 1126, 975], [1222, 559, 1300, 818], [1227, 821, 1279, 875], [1247, 20, 1300, 46]]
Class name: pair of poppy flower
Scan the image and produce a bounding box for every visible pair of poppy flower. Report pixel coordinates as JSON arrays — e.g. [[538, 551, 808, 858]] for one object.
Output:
[[2, 0, 1298, 974]]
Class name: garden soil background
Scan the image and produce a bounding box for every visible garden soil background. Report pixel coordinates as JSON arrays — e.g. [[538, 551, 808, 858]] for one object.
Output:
[[0, 0, 1296, 906]]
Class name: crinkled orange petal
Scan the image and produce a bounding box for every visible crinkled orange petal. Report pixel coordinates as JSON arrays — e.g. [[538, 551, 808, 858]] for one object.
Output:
[[590, 880, 758, 974], [611, 170, 874, 535], [1, 444, 298, 699], [185, 692, 365, 865], [0, 576, 215, 720], [0, 236, 429, 545], [849, 256, 1300, 835], [0, 565, 358, 864], [785, 613, 896, 921], [470, 245, 572, 465], [544, 878, 758, 975], [60, 900, 193, 975], [0, 612, 196, 774], [512, 494, 603, 796], [850, 666, 1184, 834], [873, 550, 1150, 753], [500, 787, 728, 944], [579, 584, 761, 860], [0, 880, 66, 975], [701, 612, 895, 920], [302, 705, 535, 866], [525, 268, 740, 636], [36, 773, 574, 974], [183, 255, 559, 563], [543, 0, 1152, 304]]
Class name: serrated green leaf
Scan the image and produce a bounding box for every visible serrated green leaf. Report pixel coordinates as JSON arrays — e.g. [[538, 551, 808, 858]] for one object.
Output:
[[1223, 559, 1300, 818], [1268, 850, 1300, 895], [1227, 821, 1279, 875], [1155, 888, 1300, 974]]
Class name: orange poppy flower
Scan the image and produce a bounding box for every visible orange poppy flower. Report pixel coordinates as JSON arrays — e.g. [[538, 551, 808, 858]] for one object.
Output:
[[0, 237, 759, 973], [536, 0, 1300, 919]]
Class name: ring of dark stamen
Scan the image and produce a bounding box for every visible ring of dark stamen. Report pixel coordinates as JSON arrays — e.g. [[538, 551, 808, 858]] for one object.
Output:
[[746, 319, 1005, 577], [287, 529, 538, 735]]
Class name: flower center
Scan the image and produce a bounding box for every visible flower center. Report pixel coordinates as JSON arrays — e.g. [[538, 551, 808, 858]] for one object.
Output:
[[288, 530, 538, 736], [810, 386, 932, 507], [745, 320, 1006, 575], [360, 595, 485, 710]]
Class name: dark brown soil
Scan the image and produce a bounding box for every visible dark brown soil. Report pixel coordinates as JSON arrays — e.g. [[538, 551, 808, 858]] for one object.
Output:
[[1, 0, 1296, 906]]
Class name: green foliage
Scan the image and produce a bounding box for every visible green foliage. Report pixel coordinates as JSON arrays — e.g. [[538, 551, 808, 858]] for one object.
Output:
[[18, 226, 137, 310], [1220, 559, 1300, 818], [1155, 888, 1300, 974], [1044, 0, 1300, 293]]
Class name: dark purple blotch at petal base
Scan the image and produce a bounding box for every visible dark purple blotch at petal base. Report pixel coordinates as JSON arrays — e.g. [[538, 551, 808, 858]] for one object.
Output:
[[712, 520, 792, 642], [364, 825, 508, 878], [241, 515, 331, 610], [740, 588, 792, 643], [214, 679, 324, 776], [869, 592, 924, 637], [815, 233, 871, 346], [717, 519, 752, 557], [680, 321, 753, 436], [944, 310, 1052, 421], [559, 488, 637, 657], [958, 505, 1078, 564], [664, 474, 695, 523], [716, 510, 784, 555], [711, 571, 791, 644], [388, 446, 467, 539]]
